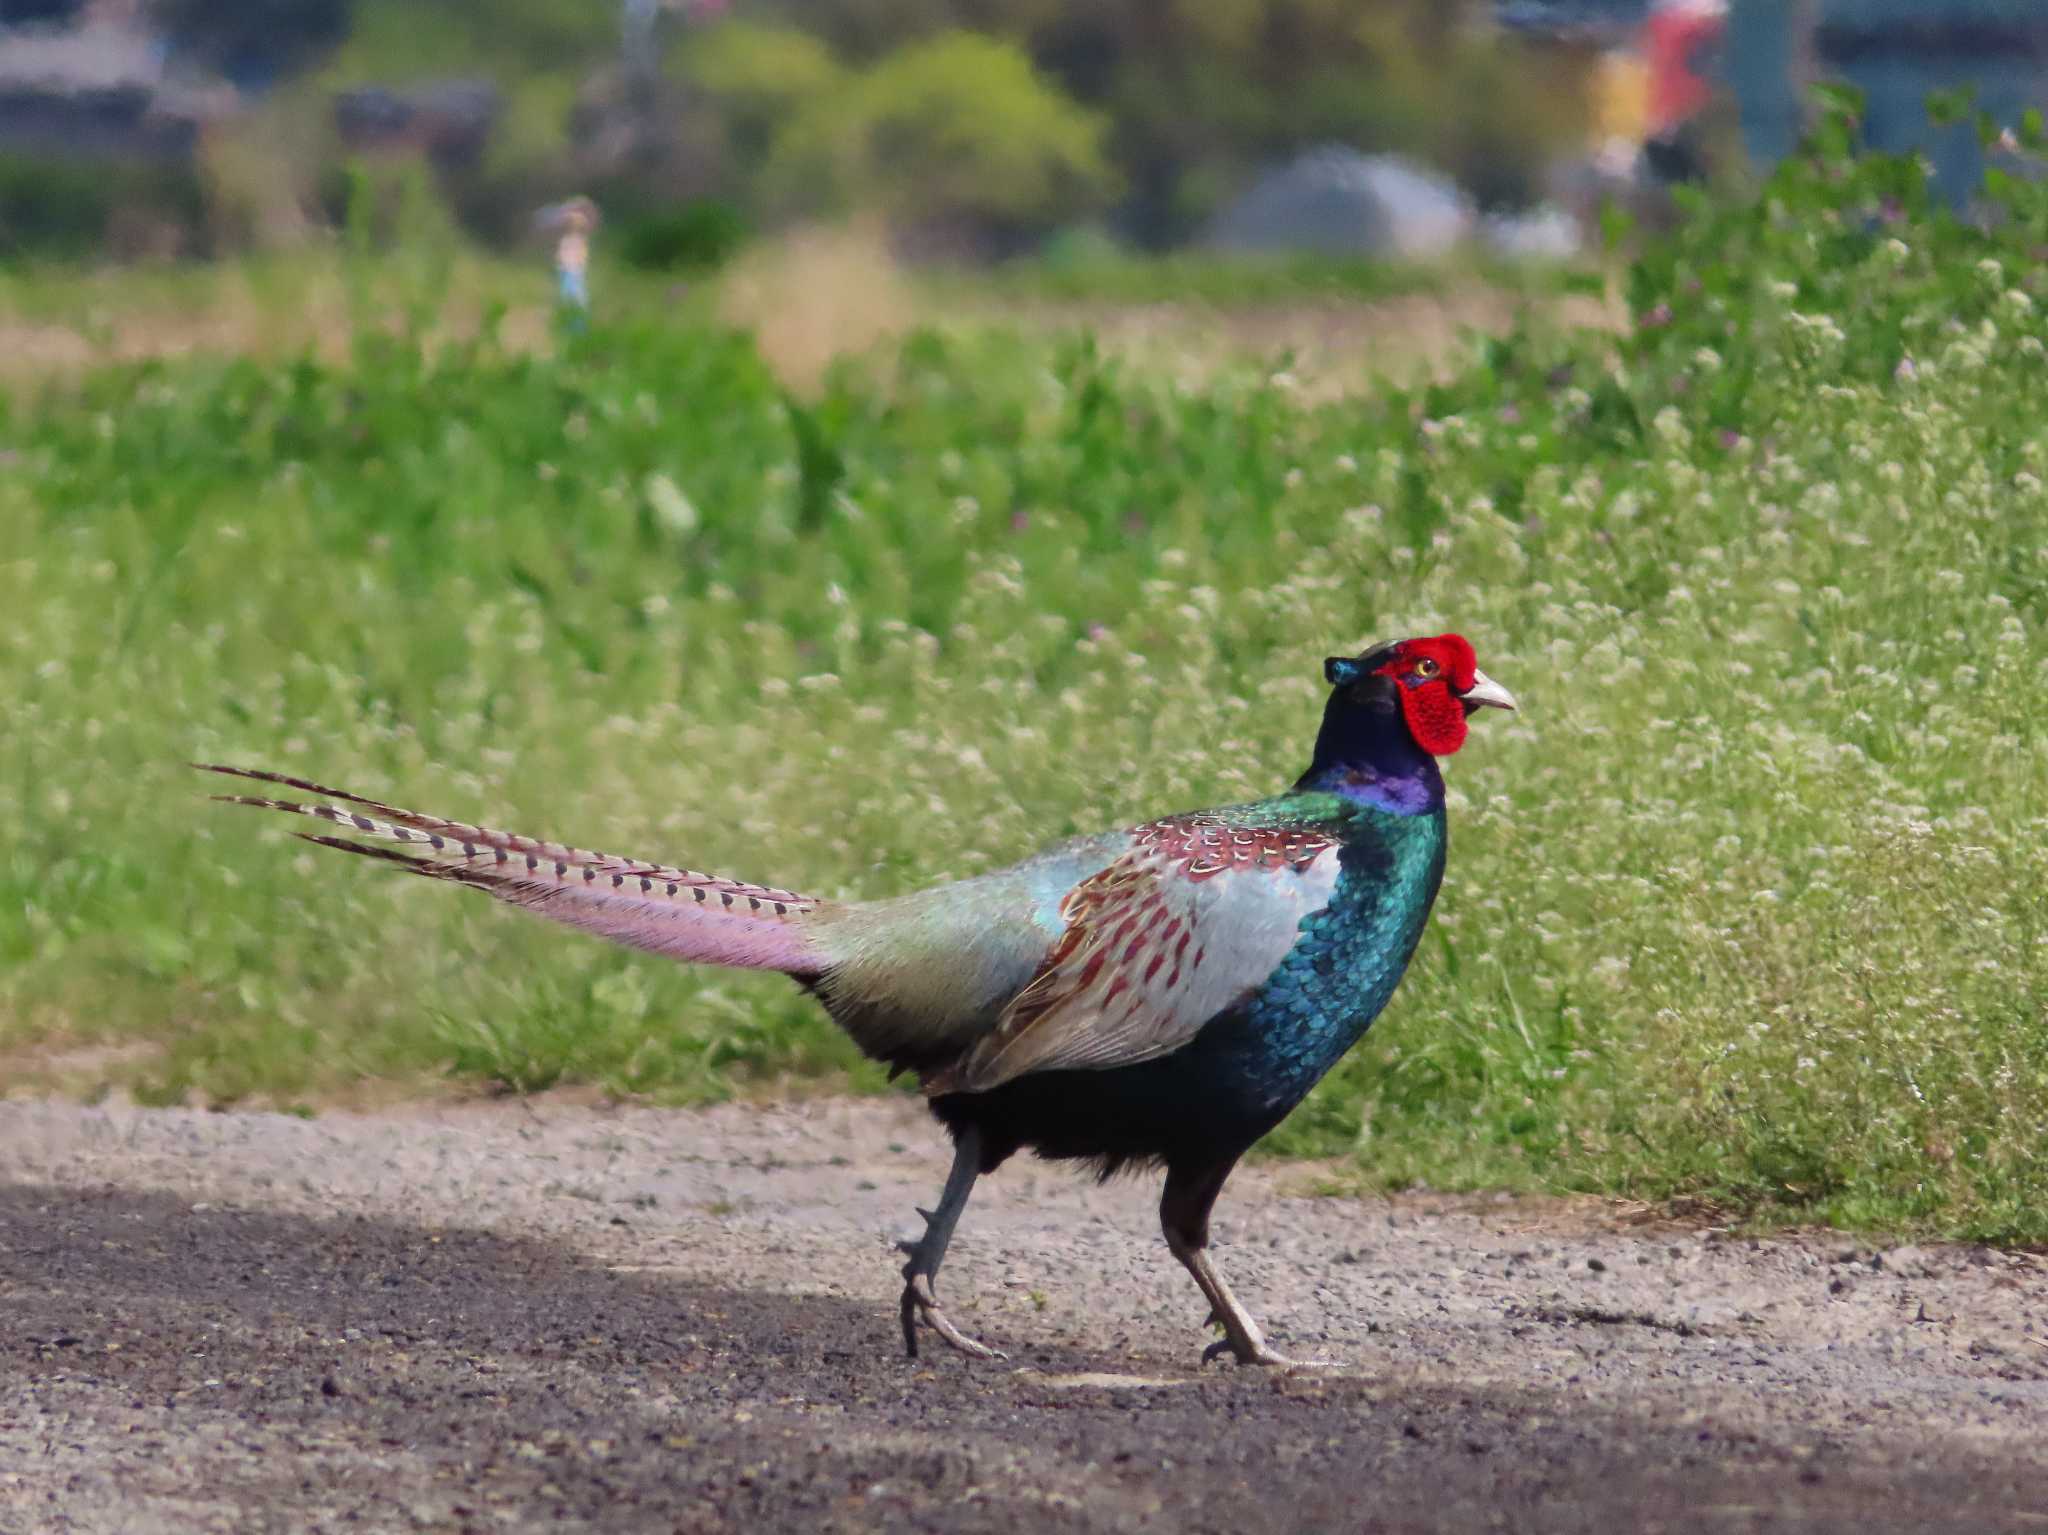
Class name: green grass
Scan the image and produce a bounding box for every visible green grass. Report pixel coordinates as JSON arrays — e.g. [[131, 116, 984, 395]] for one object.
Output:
[[941, 246, 1584, 309], [0, 247, 710, 375], [7, 106, 2048, 1241]]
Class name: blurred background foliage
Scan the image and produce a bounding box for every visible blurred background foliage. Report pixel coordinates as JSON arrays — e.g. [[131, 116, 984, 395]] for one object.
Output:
[[740, 28, 1119, 249], [710, 0, 1589, 243], [4, 2, 2038, 274], [0, 0, 1598, 266]]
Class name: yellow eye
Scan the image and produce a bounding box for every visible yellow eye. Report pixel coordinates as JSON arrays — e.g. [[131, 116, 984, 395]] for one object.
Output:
[[1414, 656, 1441, 679]]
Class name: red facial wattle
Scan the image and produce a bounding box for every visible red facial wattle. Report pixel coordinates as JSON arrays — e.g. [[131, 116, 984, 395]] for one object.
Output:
[[1397, 678, 1467, 755], [1375, 633, 1480, 757]]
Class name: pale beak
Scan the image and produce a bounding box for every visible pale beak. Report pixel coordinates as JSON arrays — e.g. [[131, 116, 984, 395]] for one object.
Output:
[[1460, 669, 1518, 712]]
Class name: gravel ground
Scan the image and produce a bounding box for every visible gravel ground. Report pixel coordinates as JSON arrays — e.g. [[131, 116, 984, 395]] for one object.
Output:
[[3, 1095, 2046, 1533]]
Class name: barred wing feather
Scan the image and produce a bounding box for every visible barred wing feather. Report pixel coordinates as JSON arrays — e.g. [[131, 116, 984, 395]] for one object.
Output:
[[933, 815, 1340, 1093]]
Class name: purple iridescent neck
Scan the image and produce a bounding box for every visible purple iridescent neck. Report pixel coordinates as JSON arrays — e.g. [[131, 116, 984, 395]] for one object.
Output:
[[1294, 695, 1445, 816]]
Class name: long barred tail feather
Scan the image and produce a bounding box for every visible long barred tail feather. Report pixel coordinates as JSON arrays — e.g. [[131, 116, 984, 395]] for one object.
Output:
[[197, 763, 829, 977]]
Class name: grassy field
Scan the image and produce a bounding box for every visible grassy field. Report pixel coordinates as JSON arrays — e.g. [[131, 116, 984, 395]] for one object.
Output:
[[0, 226, 1594, 399], [6, 119, 2048, 1241]]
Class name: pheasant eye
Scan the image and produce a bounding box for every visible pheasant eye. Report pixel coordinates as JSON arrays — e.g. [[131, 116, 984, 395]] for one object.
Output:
[[1413, 657, 1441, 679]]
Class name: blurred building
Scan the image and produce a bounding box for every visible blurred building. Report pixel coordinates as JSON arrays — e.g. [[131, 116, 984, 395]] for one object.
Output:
[[333, 81, 500, 171], [1496, 0, 1655, 43], [0, 0, 228, 162], [1728, 0, 2048, 201]]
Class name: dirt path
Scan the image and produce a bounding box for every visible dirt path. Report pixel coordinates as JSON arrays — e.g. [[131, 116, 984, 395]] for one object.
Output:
[[3, 1097, 2046, 1533]]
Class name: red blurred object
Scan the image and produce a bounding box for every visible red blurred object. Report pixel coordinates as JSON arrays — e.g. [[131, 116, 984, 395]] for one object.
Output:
[[1645, 0, 1727, 137]]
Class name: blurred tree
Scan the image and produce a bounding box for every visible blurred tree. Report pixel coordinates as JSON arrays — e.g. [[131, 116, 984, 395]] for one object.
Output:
[[140, 0, 1586, 257], [310, 0, 618, 85], [742, 0, 1589, 242], [1034, 0, 1589, 240], [301, 0, 727, 249], [760, 0, 1065, 64], [757, 31, 1117, 253], [687, 22, 847, 169]]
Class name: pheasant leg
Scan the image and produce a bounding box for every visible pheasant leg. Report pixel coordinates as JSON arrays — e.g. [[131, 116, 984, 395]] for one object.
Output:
[[1171, 1239, 1293, 1366], [898, 1126, 1004, 1361], [1161, 1157, 1293, 1367]]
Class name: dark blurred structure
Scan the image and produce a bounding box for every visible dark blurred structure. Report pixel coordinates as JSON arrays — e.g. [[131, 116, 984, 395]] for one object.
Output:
[[0, 0, 230, 256], [1727, 0, 2048, 203], [1496, 0, 1652, 43], [0, 1, 227, 161], [0, 0, 88, 24], [333, 80, 499, 170], [153, 0, 348, 92]]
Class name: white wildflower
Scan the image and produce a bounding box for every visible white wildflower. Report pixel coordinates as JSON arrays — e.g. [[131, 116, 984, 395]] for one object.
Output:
[[643, 473, 698, 535]]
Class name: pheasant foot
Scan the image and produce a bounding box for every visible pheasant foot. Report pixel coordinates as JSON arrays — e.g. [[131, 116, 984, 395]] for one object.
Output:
[[1202, 1333, 1295, 1367], [900, 1271, 1005, 1361], [1186, 1303, 1279, 1366], [895, 1126, 1003, 1361], [1177, 1242, 1311, 1367]]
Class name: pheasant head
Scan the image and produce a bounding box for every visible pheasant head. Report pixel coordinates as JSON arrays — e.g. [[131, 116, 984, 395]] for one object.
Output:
[[1303, 633, 1515, 803]]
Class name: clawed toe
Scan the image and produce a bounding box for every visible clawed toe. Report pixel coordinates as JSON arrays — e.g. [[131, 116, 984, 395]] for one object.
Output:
[[900, 1272, 1005, 1361], [1201, 1335, 1296, 1368]]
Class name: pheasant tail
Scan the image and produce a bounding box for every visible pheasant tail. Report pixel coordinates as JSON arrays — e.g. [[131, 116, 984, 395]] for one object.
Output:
[[195, 764, 829, 976]]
